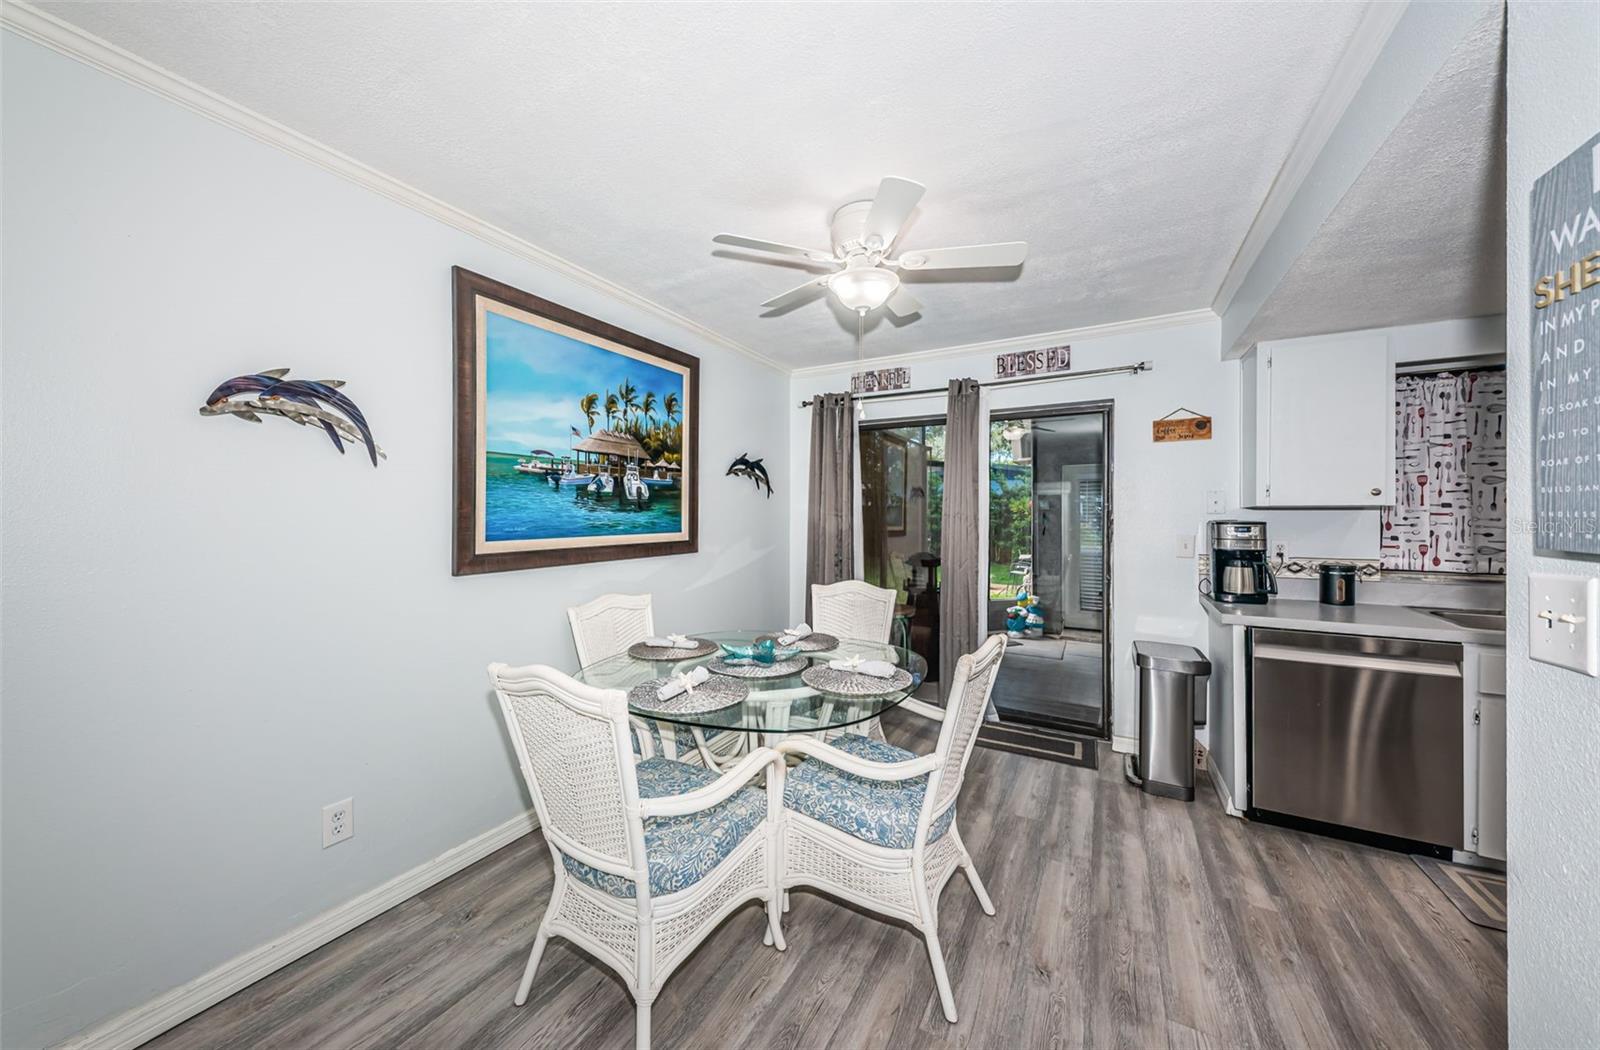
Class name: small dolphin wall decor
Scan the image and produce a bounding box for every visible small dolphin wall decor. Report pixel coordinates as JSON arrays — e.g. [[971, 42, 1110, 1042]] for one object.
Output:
[[726, 452, 772, 498], [200, 369, 384, 466]]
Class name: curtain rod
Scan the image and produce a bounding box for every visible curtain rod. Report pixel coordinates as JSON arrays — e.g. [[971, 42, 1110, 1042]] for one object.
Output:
[[797, 361, 1154, 409], [1395, 353, 1506, 375]]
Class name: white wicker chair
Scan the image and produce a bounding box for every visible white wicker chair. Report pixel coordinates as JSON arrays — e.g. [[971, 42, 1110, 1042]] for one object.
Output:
[[774, 634, 1006, 1023], [810, 579, 897, 643], [567, 592, 742, 767], [488, 662, 788, 1050], [810, 579, 898, 741]]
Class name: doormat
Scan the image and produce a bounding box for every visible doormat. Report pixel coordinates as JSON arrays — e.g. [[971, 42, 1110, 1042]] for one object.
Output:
[[977, 723, 1098, 769], [1413, 856, 1506, 931]]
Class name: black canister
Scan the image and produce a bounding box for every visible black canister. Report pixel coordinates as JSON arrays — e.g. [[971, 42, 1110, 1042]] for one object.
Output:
[[1319, 563, 1357, 606]]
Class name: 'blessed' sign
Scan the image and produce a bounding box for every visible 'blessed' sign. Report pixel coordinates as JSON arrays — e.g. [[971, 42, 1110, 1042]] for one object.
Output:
[[996, 345, 1071, 379]]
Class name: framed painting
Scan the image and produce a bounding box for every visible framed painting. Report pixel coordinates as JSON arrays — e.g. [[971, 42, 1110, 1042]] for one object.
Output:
[[883, 435, 908, 535], [452, 267, 698, 575]]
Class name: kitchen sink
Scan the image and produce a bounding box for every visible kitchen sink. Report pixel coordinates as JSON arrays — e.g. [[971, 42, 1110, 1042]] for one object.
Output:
[[1412, 607, 1507, 631]]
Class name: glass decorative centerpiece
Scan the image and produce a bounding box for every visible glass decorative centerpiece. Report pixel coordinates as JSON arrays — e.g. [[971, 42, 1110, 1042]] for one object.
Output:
[[719, 638, 800, 665]]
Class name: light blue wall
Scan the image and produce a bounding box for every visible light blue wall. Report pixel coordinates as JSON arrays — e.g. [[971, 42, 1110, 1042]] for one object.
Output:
[[1504, 4, 1600, 1045], [0, 33, 789, 1048]]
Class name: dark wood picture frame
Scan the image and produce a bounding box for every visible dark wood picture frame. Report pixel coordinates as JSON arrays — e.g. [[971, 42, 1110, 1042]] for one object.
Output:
[[882, 434, 908, 536], [452, 266, 699, 575]]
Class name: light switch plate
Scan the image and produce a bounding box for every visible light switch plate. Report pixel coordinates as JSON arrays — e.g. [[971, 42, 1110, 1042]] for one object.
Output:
[[1176, 535, 1195, 558], [1529, 573, 1599, 677]]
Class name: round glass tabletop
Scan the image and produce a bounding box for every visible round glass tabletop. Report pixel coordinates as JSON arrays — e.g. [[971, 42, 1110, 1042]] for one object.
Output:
[[571, 630, 927, 734]]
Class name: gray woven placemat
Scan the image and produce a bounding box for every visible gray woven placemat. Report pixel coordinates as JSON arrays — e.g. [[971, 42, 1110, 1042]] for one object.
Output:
[[627, 638, 718, 661], [628, 675, 749, 715], [706, 655, 809, 679], [801, 664, 913, 696], [754, 632, 840, 653]]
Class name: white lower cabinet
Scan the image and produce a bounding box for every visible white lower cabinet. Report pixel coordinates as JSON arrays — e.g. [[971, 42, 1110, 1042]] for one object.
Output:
[[1465, 644, 1507, 862]]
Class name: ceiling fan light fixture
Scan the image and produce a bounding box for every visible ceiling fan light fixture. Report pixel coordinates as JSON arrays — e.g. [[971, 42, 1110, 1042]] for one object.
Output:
[[715, 176, 1026, 327], [828, 267, 900, 312]]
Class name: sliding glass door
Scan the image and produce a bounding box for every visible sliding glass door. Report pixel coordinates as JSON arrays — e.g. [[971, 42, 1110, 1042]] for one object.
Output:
[[988, 405, 1110, 736], [860, 421, 945, 684], [860, 404, 1109, 734]]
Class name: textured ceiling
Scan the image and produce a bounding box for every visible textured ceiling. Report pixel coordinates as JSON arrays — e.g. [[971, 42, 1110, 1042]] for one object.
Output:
[[39, 1, 1372, 368], [1237, 5, 1507, 349]]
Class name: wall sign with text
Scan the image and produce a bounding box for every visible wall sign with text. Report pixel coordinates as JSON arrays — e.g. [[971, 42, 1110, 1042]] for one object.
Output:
[[995, 345, 1071, 378], [1530, 131, 1600, 555], [850, 367, 910, 394], [1152, 409, 1212, 443]]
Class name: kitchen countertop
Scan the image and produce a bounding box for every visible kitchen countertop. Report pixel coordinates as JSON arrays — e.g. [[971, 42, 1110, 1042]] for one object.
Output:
[[1199, 595, 1506, 646]]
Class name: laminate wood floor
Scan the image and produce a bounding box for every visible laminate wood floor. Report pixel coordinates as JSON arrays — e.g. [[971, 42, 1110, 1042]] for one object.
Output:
[[146, 712, 1506, 1050]]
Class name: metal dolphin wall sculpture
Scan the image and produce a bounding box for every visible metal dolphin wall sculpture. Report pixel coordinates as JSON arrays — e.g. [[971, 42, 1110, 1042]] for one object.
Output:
[[200, 369, 384, 466], [726, 452, 772, 498]]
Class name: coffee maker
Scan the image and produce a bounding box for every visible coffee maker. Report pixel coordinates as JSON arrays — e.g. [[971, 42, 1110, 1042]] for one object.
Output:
[[1208, 520, 1277, 604]]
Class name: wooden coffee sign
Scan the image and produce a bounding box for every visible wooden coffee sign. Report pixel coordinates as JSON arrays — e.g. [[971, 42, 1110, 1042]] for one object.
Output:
[[1153, 409, 1212, 442], [1530, 131, 1600, 555], [996, 344, 1071, 378]]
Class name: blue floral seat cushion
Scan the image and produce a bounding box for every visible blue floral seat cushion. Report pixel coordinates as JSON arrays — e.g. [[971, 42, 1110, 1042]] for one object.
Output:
[[631, 720, 725, 758], [783, 734, 955, 850], [562, 757, 764, 899]]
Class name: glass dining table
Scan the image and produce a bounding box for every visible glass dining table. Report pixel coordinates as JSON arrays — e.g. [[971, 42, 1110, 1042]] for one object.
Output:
[[570, 630, 927, 747]]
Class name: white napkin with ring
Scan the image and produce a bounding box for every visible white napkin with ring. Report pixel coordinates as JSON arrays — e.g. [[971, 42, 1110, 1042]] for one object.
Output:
[[828, 656, 897, 679], [778, 622, 813, 645], [644, 633, 693, 649], [657, 665, 710, 701]]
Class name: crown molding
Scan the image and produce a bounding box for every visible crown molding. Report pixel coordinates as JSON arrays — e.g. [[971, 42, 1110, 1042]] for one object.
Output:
[[1209, 0, 1408, 317], [787, 308, 1217, 378], [0, 1, 785, 373]]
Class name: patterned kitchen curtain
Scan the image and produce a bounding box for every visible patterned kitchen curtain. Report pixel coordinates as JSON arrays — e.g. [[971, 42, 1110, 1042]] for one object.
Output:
[[806, 393, 857, 618], [1381, 370, 1507, 573]]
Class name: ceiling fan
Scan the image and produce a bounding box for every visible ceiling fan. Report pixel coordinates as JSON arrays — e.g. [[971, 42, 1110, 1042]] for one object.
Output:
[[713, 177, 1028, 318]]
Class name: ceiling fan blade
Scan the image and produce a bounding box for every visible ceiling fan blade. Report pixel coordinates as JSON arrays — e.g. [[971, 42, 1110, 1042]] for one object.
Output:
[[885, 286, 922, 318], [896, 241, 1028, 271], [761, 276, 828, 310], [714, 233, 837, 264], [862, 177, 926, 251]]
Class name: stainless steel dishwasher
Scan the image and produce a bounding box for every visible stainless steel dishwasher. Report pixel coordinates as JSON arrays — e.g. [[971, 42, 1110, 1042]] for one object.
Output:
[[1251, 629, 1464, 848]]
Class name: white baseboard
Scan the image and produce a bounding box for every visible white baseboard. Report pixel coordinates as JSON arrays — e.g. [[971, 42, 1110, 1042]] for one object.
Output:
[[55, 808, 540, 1050], [1207, 759, 1244, 818], [1111, 734, 1138, 755]]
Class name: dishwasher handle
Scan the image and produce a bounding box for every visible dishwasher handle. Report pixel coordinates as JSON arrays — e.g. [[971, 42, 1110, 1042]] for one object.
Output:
[[1253, 643, 1461, 678]]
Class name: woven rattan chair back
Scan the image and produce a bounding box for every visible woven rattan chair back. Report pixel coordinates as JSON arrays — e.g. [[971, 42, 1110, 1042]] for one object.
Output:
[[568, 593, 655, 669]]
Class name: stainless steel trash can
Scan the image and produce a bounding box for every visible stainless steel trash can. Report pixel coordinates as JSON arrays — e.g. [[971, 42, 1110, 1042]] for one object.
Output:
[[1125, 641, 1211, 801]]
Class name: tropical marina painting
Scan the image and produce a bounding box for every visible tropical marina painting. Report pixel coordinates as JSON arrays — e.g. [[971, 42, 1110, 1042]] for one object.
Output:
[[453, 268, 698, 574]]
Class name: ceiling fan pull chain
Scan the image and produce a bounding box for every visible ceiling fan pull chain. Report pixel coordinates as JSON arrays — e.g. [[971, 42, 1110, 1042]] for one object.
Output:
[[856, 309, 867, 419]]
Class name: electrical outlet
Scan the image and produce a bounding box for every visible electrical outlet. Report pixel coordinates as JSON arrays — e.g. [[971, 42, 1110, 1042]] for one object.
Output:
[[1194, 743, 1207, 771], [1206, 490, 1225, 514], [323, 798, 353, 848]]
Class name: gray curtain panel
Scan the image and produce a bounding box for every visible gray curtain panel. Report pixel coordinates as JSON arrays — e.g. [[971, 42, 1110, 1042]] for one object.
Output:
[[806, 393, 856, 618], [940, 378, 983, 702]]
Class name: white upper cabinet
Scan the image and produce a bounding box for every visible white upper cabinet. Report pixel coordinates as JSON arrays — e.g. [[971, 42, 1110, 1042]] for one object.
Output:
[[1241, 333, 1395, 508]]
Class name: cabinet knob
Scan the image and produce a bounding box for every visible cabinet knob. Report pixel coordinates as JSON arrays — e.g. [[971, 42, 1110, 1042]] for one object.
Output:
[[1370, 487, 1382, 496]]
